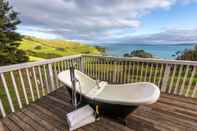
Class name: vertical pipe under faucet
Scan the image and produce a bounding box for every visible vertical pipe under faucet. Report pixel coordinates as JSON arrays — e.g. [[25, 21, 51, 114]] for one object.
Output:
[[70, 66, 77, 109]]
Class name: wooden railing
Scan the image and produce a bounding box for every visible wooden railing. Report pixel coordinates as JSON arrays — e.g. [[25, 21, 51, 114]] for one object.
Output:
[[82, 54, 197, 98], [0, 54, 197, 118], [0, 55, 82, 118]]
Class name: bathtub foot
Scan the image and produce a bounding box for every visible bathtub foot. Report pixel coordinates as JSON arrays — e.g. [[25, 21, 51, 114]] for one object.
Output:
[[114, 117, 127, 126], [123, 120, 127, 126], [121, 119, 127, 126]]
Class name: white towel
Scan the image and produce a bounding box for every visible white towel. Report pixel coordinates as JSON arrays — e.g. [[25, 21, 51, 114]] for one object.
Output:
[[69, 114, 95, 131], [66, 105, 95, 128]]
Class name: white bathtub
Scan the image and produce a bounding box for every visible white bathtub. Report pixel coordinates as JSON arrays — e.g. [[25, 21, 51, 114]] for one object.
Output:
[[58, 70, 160, 106]]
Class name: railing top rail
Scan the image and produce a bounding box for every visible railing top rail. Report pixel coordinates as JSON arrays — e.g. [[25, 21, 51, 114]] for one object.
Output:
[[0, 54, 82, 73], [82, 54, 197, 66]]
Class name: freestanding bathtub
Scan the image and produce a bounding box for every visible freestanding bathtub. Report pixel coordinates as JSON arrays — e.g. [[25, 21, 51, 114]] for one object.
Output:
[[58, 70, 160, 119]]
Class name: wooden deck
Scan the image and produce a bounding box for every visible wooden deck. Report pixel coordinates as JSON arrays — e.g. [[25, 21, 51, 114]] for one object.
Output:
[[0, 87, 197, 131]]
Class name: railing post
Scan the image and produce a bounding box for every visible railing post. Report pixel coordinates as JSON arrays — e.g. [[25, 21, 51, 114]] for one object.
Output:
[[179, 65, 189, 95], [174, 65, 183, 94], [32, 67, 41, 98], [48, 64, 55, 91], [38, 66, 45, 96], [113, 61, 117, 83], [186, 67, 196, 97], [43, 65, 50, 94], [10, 71, 22, 109], [192, 83, 197, 98], [0, 99, 6, 117], [80, 56, 84, 72], [1, 73, 15, 112], [161, 64, 171, 92], [26, 68, 35, 102], [18, 70, 29, 105]]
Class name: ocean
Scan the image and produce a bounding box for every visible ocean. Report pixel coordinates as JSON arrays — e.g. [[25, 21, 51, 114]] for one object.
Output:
[[97, 43, 195, 59]]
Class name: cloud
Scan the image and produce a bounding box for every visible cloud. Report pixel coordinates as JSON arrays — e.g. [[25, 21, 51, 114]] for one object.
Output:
[[180, 0, 197, 4], [9, 0, 197, 43], [9, 0, 173, 41], [119, 28, 197, 44]]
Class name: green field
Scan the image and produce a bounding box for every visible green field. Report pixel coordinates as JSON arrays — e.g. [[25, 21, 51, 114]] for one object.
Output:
[[18, 36, 103, 61]]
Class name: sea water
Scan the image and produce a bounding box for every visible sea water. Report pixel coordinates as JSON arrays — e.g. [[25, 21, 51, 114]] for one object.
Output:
[[97, 43, 195, 59]]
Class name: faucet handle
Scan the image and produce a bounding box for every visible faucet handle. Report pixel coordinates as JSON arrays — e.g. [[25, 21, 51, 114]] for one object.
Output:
[[96, 79, 101, 89], [96, 79, 100, 84]]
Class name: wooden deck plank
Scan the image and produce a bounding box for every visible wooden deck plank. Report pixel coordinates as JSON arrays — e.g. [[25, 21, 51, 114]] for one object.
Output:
[[0, 121, 10, 131], [23, 108, 60, 131], [32, 104, 64, 123], [1, 117, 22, 131], [36, 100, 67, 121], [1, 87, 197, 131], [99, 118, 134, 131], [8, 114, 36, 131], [126, 94, 197, 131], [25, 106, 63, 128], [161, 93, 197, 105], [15, 111, 48, 131], [37, 97, 71, 120], [126, 115, 168, 131], [149, 102, 197, 122], [130, 107, 189, 130]]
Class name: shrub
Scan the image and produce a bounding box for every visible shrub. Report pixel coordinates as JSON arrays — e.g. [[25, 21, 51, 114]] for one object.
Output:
[[34, 45, 42, 50], [81, 51, 90, 54], [94, 46, 106, 54], [56, 47, 65, 51], [176, 45, 197, 61], [123, 49, 153, 58]]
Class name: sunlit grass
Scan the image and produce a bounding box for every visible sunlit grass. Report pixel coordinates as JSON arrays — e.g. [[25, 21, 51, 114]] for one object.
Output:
[[18, 36, 102, 61]]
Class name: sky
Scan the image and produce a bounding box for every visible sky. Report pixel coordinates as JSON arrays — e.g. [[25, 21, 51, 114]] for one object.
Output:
[[9, 0, 197, 44]]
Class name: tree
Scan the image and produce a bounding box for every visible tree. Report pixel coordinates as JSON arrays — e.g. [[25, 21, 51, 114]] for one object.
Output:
[[123, 49, 153, 58], [176, 45, 197, 61], [0, 0, 28, 66]]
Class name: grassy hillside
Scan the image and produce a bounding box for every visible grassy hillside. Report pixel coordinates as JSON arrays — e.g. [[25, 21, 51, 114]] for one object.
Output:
[[18, 36, 102, 61]]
